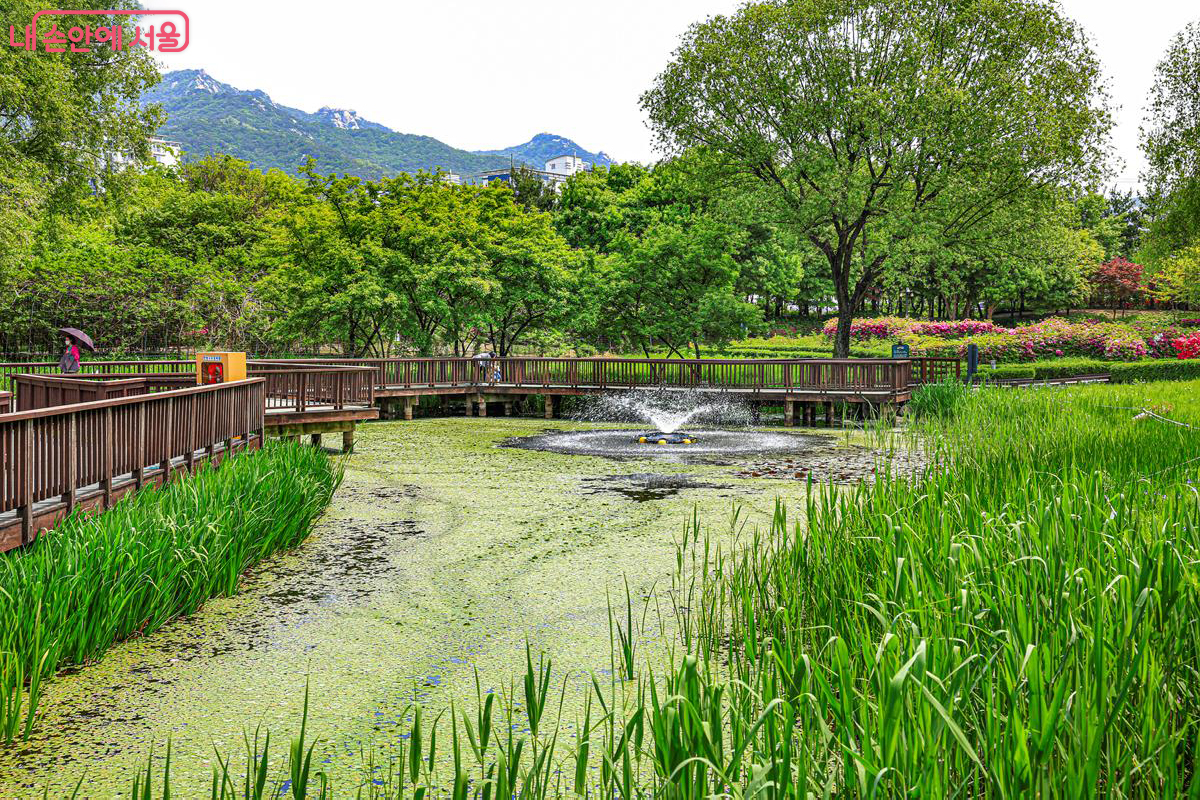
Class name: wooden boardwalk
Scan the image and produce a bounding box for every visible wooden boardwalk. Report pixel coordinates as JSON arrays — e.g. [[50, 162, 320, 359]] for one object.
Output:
[[0, 355, 960, 549]]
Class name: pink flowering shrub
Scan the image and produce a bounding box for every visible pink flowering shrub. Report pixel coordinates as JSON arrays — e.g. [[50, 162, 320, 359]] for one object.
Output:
[[1173, 332, 1200, 359], [823, 315, 1186, 361], [821, 317, 1006, 341]]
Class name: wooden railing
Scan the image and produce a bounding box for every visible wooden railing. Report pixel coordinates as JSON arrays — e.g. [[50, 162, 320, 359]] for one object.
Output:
[[0, 391, 10, 414], [11, 374, 173, 411], [911, 357, 962, 385], [251, 362, 377, 412], [2, 355, 954, 404], [1, 362, 377, 415], [0, 359, 192, 391], [0, 379, 265, 550], [284, 357, 914, 394]]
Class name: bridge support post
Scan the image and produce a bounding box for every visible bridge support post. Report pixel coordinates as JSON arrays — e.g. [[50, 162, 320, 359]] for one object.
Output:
[[476, 393, 487, 417], [403, 397, 414, 421], [342, 429, 354, 452], [784, 400, 794, 427], [825, 402, 835, 427], [503, 401, 513, 416], [544, 395, 554, 419]]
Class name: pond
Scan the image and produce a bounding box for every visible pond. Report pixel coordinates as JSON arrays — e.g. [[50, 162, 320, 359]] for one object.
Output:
[[0, 417, 889, 794]]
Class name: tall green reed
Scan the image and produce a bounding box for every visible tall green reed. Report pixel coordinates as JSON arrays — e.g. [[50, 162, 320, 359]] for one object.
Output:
[[53, 381, 1200, 796], [0, 441, 340, 741]]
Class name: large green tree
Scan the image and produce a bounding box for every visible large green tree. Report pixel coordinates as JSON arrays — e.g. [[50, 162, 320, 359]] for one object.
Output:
[[259, 166, 575, 357], [642, 0, 1112, 356], [557, 162, 763, 356], [0, 0, 163, 350], [1140, 20, 1200, 265]]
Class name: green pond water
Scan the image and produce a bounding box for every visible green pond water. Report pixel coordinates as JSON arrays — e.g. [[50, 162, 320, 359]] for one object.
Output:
[[0, 417, 878, 795]]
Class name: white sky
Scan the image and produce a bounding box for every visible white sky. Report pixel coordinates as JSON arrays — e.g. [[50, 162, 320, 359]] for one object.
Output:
[[154, 0, 1200, 190]]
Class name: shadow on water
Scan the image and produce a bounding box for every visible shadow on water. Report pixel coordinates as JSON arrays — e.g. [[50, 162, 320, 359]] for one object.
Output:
[[582, 473, 732, 502]]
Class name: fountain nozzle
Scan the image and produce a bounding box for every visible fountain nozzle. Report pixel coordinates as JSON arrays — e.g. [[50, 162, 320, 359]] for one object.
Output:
[[636, 432, 698, 445]]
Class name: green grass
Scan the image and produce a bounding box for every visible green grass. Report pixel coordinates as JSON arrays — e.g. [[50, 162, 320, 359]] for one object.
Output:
[[48, 382, 1200, 795], [0, 442, 340, 742]]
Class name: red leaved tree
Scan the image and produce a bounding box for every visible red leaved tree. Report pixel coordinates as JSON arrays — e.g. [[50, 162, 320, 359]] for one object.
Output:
[[1091, 257, 1144, 317]]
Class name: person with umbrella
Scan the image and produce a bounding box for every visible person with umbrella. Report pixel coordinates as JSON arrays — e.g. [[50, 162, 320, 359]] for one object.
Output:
[[58, 327, 94, 374]]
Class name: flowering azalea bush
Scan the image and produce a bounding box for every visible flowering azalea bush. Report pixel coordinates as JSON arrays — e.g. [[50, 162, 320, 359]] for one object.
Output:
[[821, 317, 1007, 341], [823, 315, 1188, 361], [1173, 332, 1200, 359]]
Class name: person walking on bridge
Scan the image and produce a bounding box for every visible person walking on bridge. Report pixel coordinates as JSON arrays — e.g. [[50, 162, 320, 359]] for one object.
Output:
[[56, 327, 94, 374], [58, 335, 81, 374], [473, 347, 502, 385]]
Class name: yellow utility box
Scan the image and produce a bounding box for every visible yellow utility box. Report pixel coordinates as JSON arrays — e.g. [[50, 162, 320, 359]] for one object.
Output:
[[196, 352, 247, 385]]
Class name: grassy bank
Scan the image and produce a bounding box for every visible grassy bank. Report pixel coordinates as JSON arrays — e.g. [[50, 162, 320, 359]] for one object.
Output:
[[54, 382, 1200, 795], [0, 442, 340, 742]]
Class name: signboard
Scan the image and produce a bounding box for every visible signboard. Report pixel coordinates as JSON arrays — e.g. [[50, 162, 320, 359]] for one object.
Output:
[[891, 343, 910, 359]]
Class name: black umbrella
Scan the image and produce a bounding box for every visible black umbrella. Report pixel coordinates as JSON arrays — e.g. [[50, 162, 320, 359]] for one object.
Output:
[[58, 327, 96, 352]]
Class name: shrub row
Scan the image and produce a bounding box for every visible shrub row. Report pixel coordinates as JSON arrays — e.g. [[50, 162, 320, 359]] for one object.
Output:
[[1109, 359, 1200, 383], [974, 357, 1200, 384]]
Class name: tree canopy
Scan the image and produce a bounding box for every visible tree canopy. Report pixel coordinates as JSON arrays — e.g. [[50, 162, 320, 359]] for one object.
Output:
[[641, 0, 1113, 355]]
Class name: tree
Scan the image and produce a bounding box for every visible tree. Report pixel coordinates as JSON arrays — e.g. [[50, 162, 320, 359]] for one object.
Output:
[[641, 0, 1112, 356], [1091, 257, 1144, 316], [0, 1, 162, 207], [473, 187, 576, 356], [1141, 21, 1200, 260], [508, 167, 558, 213], [558, 162, 762, 356], [1148, 244, 1200, 311]]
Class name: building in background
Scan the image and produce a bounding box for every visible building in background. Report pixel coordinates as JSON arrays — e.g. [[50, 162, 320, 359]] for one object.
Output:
[[465, 155, 592, 192], [148, 137, 182, 168]]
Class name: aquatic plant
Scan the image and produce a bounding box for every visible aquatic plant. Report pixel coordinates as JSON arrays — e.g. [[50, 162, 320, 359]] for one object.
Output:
[[905, 376, 970, 419], [56, 382, 1200, 795], [0, 442, 340, 741]]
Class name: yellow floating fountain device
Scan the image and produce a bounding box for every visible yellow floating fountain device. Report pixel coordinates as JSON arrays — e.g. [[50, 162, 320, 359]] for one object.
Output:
[[636, 432, 697, 445]]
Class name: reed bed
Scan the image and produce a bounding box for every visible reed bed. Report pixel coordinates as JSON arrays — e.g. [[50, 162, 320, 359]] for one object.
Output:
[[0, 442, 340, 742], [58, 382, 1200, 796]]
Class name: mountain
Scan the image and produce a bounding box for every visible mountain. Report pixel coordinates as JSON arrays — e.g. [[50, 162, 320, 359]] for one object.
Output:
[[473, 133, 613, 169], [144, 70, 611, 179]]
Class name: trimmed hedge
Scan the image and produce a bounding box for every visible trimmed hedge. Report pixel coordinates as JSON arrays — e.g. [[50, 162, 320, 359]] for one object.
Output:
[[975, 358, 1200, 384], [977, 364, 1036, 380], [1109, 359, 1200, 383], [1029, 358, 1111, 379]]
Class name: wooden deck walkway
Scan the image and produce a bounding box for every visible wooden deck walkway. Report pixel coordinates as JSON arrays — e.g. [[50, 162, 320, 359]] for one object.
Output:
[[0, 354, 960, 550]]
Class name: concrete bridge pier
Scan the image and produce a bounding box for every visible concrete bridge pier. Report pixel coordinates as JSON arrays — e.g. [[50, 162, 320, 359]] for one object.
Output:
[[544, 395, 555, 419]]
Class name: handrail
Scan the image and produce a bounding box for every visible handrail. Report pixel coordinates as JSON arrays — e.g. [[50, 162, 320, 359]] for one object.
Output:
[[0, 379, 266, 551], [2, 356, 945, 403], [11, 374, 160, 411], [0, 391, 10, 414], [285, 356, 915, 393]]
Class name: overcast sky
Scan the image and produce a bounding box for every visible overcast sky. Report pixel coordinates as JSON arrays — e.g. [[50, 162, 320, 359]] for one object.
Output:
[[156, 1, 1199, 190]]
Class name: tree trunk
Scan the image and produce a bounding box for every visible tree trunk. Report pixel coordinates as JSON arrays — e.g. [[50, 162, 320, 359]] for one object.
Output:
[[833, 304, 854, 358]]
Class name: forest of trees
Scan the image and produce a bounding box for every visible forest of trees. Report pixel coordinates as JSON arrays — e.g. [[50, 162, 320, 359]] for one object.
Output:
[[2, 0, 1200, 359]]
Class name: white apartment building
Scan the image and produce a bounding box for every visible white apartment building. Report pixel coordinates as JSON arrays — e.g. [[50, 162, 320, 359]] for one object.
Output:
[[543, 154, 588, 177], [149, 137, 182, 168], [466, 154, 592, 191]]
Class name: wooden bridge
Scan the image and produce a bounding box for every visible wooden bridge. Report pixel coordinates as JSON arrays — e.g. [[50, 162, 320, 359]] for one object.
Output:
[[0, 355, 959, 550]]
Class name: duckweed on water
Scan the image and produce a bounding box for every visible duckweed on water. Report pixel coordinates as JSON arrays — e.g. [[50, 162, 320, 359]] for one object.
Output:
[[100, 382, 1200, 796], [0, 442, 340, 743], [1, 417, 820, 794]]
